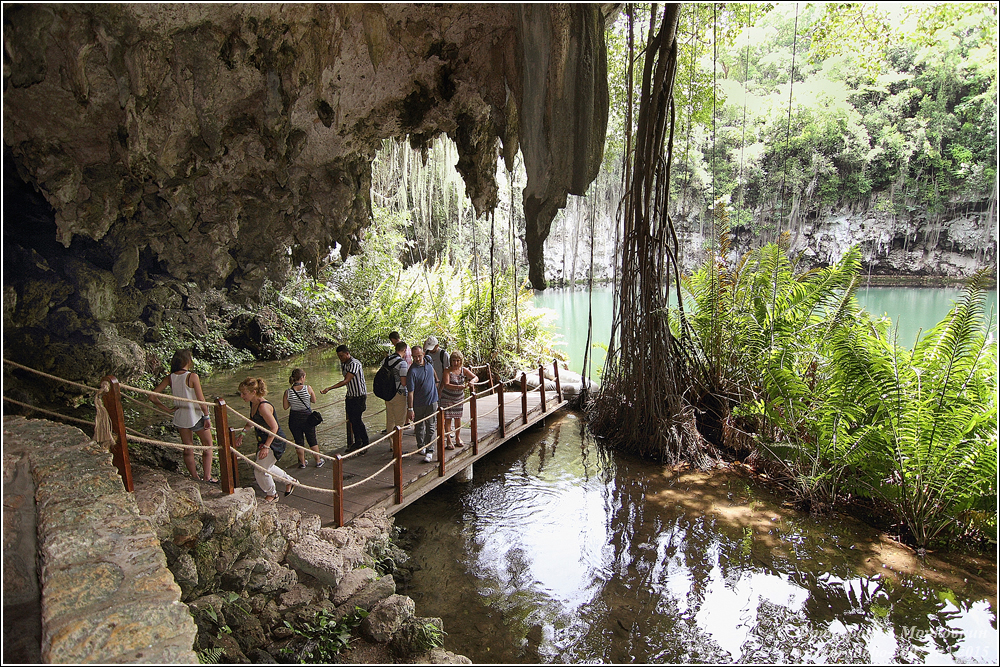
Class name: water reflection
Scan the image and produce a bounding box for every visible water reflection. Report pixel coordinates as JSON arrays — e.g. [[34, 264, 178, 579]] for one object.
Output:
[[394, 413, 997, 664]]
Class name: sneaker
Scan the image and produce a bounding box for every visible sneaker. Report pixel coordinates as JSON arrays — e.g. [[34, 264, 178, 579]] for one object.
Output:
[[298, 462, 307, 468], [422, 452, 433, 463], [380, 429, 388, 435], [316, 459, 325, 468]]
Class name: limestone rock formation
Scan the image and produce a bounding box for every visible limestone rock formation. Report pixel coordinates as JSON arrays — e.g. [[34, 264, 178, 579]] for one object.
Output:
[[3, 3, 614, 387]]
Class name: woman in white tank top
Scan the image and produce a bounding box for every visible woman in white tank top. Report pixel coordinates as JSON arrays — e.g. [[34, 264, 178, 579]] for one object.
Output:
[[150, 349, 217, 483]]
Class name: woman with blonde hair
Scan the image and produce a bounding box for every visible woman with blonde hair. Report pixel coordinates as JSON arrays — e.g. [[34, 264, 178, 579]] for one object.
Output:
[[235, 377, 296, 503], [438, 350, 477, 449]]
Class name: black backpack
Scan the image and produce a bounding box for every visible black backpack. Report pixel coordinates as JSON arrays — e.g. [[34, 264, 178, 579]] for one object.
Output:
[[373, 355, 403, 400]]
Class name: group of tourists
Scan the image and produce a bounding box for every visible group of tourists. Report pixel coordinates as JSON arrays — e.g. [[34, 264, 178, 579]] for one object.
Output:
[[153, 334, 478, 502], [375, 332, 477, 464]]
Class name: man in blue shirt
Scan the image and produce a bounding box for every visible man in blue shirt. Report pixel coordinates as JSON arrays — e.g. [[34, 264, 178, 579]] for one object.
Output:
[[406, 345, 439, 463]]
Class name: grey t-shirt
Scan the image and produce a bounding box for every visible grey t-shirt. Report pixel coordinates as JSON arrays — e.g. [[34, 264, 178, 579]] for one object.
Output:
[[428, 347, 447, 384], [388, 353, 408, 395]]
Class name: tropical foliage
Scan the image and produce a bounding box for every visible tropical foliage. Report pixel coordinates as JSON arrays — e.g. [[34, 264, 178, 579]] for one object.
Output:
[[281, 206, 560, 379], [677, 237, 997, 548], [674, 2, 997, 232]]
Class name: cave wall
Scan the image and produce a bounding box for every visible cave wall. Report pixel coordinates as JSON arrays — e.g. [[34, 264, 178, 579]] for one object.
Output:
[[3, 3, 614, 388]]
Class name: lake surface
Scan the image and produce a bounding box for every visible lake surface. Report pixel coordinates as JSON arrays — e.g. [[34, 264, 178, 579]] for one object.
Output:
[[393, 412, 998, 664], [533, 286, 998, 374]]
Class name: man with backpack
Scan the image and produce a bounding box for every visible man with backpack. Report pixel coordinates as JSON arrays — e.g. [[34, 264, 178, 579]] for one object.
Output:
[[375, 340, 409, 438]]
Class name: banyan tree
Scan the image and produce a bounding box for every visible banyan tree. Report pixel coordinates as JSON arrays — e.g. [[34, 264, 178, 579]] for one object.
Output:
[[587, 5, 717, 466]]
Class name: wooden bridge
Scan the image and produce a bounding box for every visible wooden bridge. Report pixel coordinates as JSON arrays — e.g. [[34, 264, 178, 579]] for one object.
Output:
[[88, 360, 571, 528], [278, 375, 568, 526]]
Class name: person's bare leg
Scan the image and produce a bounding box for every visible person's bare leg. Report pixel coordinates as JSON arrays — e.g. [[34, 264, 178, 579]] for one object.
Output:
[[196, 427, 215, 481], [180, 429, 200, 479]]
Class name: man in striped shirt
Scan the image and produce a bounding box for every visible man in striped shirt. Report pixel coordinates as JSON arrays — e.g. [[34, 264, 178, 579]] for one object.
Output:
[[321, 344, 369, 454]]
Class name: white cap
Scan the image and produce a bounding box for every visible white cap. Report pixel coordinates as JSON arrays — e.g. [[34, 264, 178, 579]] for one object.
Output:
[[424, 335, 438, 349]]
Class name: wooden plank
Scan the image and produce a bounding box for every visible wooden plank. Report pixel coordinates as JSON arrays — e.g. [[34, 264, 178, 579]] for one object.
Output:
[[274, 386, 570, 525]]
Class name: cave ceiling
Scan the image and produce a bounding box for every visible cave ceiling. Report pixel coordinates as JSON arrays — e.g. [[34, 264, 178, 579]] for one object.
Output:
[[3, 3, 615, 293]]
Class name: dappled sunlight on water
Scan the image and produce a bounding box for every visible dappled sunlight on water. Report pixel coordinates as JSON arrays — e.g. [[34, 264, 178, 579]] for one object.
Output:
[[394, 412, 998, 664]]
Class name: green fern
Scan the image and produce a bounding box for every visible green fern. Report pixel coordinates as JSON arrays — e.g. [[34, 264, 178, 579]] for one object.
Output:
[[196, 647, 224, 664], [864, 271, 998, 547]]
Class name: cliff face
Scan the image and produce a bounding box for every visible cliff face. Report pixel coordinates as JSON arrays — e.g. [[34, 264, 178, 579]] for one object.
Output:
[[3, 3, 612, 386], [542, 198, 996, 286], [682, 205, 997, 279]]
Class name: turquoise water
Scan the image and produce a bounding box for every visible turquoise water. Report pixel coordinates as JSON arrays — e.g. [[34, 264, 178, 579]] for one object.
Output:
[[533, 286, 998, 375]]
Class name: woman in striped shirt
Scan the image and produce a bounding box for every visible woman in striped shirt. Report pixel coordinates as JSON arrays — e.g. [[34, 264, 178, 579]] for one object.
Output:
[[282, 368, 322, 468]]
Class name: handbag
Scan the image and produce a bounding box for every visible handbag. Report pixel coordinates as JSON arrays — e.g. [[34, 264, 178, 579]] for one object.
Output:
[[291, 386, 322, 427]]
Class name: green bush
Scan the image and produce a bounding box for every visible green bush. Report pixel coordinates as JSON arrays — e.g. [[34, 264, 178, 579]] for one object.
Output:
[[678, 235, 997, 547]]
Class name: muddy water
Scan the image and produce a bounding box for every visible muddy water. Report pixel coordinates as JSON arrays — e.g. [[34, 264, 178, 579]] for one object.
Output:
[[393, 412, 997, 664]]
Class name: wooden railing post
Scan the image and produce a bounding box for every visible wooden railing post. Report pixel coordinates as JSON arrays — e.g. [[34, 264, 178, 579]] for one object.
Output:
[[333, 454, 344, 527], [498, 382, 505, 438], [101, 376, 133, 492], [215, 399, 234, 494], [228, 429, 241, 488], [437, 407, 446, 477], [393, 426, 403, 505], [520, 372, 528, 425], [539, 366, 547, 412], [470, 389, 479, 455], [554, 360, 563, 403]]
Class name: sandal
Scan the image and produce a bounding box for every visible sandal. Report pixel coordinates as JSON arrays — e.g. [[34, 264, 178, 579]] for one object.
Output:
[[284, 483, 295, 497], [203, 477, 219, 484], [455, 440, 465, 448], [264, 495, 279, 503]]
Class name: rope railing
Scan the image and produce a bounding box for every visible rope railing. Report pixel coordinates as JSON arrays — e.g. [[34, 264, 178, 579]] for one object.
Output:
[[4, 356, 567, 525], [3, 396, 97, 429], [343, 459, 396, 491], [229, 448, 334, 495], [3, 358, 101, 393]]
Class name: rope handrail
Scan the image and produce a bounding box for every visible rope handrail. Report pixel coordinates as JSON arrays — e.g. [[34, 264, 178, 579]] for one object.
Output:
[[121, 390, 174, 417], [118, 381, 214, 408], [3, 396, 97, 429], [3, 359, 101, 393], [127, 432, 215, 452], [343, 459, 396, 491], [230, 448, 334, 495]]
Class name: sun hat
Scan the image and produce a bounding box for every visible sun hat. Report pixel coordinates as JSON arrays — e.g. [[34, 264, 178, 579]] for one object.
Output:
[[424, 335, 439, 349]]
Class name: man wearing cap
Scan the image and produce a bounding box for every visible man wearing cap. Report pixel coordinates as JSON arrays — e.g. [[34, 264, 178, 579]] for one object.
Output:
[[424, 335, 448, 386]]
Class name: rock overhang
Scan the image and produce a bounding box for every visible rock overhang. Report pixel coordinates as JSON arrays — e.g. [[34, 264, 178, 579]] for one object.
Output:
[[4, 3, 617, 291]]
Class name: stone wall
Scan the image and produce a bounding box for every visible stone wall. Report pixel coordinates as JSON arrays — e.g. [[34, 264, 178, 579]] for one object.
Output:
[[3, 416, 470, 663], [2, 416, 198, 663]]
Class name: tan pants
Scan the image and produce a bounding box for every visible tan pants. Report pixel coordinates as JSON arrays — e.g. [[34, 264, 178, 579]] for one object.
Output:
[[385, 392, 407, 433]]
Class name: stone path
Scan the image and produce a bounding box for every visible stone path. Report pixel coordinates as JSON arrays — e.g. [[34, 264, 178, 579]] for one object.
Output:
[[3, 451, 41, 663], [3, 416, 197, 663]]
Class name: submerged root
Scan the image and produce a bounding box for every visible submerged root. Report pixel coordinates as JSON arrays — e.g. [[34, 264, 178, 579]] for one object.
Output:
[[586, 392, 719, 468]]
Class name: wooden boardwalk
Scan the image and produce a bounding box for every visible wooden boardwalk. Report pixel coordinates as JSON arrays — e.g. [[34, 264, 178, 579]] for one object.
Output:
[[241, 388, 569, 526]]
